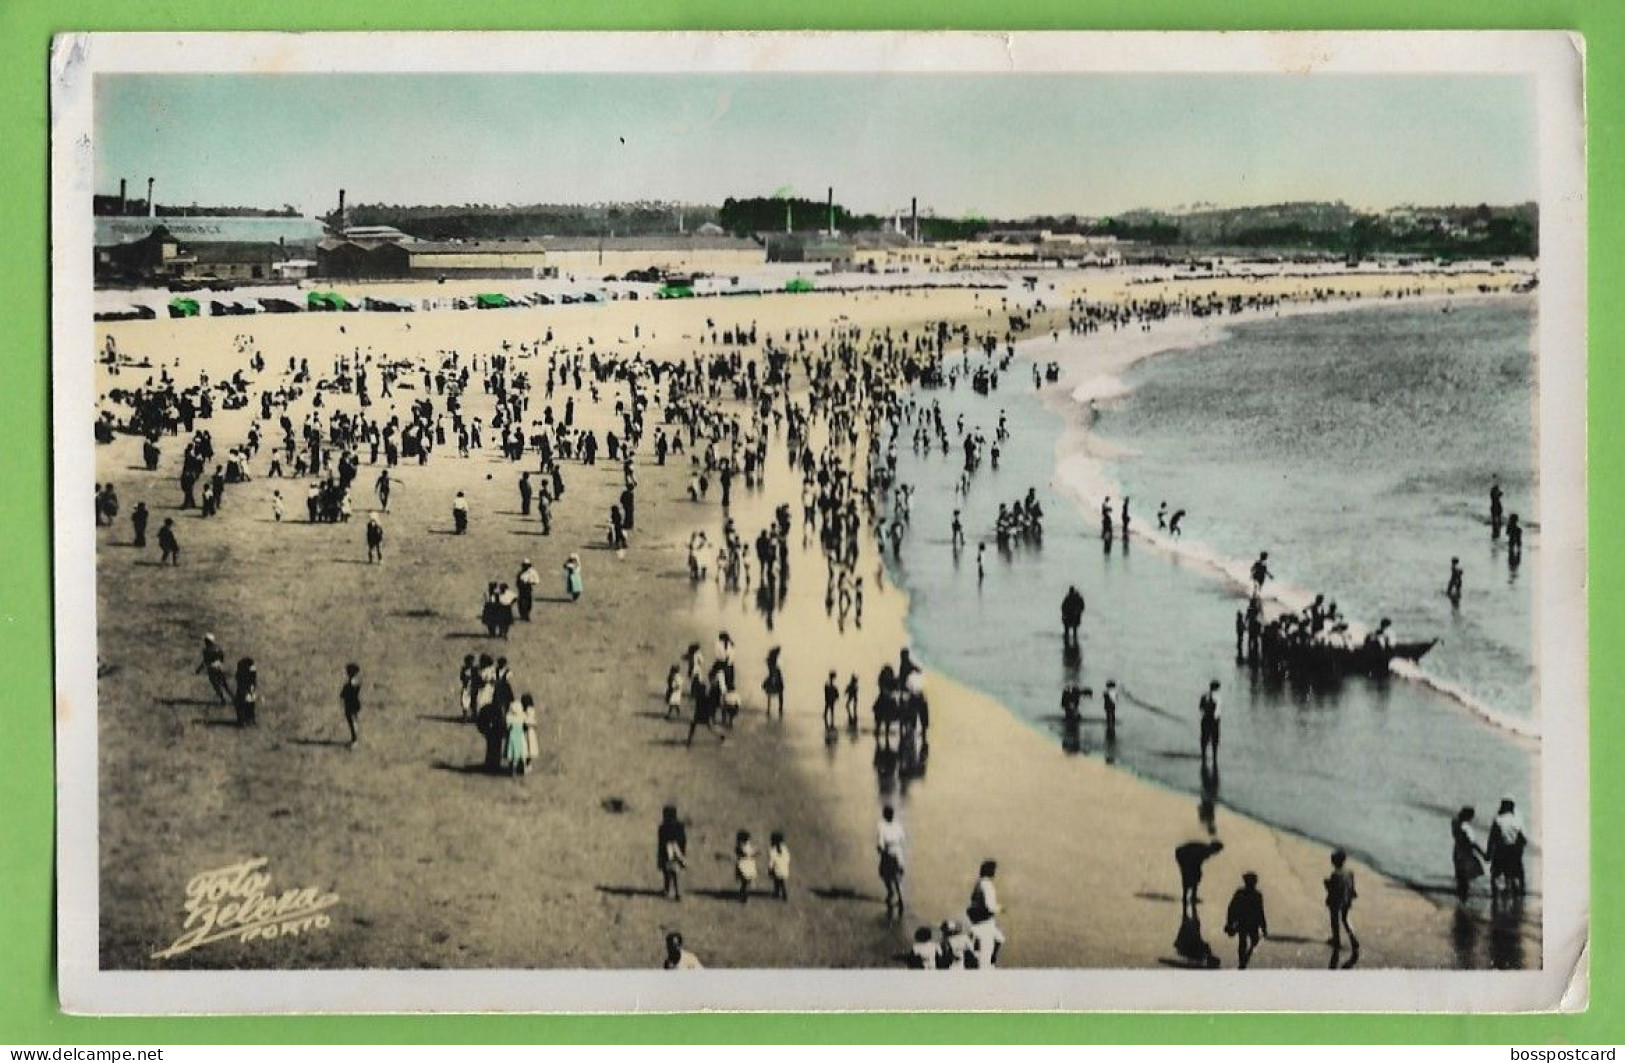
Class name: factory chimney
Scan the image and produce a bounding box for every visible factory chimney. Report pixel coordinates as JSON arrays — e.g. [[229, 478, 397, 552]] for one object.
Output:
[[118, 178, 127, 214], [338, 189, 347, 232], [827, 186, 834, 236], [911, 197, 919, 243], [146, 177, 155, 218]]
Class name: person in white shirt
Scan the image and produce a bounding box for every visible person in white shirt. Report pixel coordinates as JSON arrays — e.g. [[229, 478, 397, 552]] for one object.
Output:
[[938, 920, 978, 969], [768, 831, 791, 901], [908, 926, 937, 969], [967, 859, 1006, 967], [876, 805, 906, 919], [662, 931, 703, 970]]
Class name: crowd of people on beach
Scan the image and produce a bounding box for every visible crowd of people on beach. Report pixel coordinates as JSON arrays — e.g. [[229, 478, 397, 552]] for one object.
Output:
[[95, 270, 1535, 973]]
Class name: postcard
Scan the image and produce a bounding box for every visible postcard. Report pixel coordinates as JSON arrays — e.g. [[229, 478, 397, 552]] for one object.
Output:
[[50, 30, 1587, 1013]]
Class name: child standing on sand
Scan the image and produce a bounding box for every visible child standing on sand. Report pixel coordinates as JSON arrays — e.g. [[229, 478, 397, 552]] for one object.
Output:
[[563, 554, 583, 601], [734, 830, 758, 903], [768, 832, 791, 901], [665, 665, 684, 720]]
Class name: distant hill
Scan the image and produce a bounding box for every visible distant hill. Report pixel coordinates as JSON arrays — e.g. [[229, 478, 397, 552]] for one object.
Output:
[[1109, 201, 1538, 258]]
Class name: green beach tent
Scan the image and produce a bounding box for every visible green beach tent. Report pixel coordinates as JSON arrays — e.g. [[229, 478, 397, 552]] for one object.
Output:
[[476, 293, 512, 309], [784, 277, 815, 293], [306, 290, 349, 311], [167, 297, 200, 318]]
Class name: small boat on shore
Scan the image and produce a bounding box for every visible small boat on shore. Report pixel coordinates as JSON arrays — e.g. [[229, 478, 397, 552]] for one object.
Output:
[[1256, 632, 1439, 677]]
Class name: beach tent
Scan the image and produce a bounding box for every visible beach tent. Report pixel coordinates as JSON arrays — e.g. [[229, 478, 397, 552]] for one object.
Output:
[[258, 297, 302, 314], [475, 293, 512, 309], [96, 305, 158, 322], [167, 297, 200, 318], [306, 290, 349, 312], [784, 277, 815, 293]]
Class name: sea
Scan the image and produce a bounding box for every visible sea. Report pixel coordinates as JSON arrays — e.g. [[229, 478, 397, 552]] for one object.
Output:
[[883, 295, 1539, 898]]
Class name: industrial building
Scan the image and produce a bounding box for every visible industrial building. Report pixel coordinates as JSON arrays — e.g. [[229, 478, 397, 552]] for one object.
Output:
[[763, 234, 854, 267], [407, 240, 554, 280], [93, 178, 327, 287], [541, 234, 765, 278], [95, 224, 305, 286]]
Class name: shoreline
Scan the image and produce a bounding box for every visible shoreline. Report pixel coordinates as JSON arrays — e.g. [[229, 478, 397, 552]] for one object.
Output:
[[673, 279, 1535, 968], [1030, 287, 1544, 747], [90, 266, 1538, 972]]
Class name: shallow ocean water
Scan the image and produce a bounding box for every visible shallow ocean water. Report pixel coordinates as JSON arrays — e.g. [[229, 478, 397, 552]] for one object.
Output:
[[882, 297, 1538, 897]]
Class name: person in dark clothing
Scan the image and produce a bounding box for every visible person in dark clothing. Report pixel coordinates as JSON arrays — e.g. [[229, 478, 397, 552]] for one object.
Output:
[[515, 559, 539, 622], [1224, 872, 1268, 968], [620, 486, 636, 531], [1199, 680, 1222, 767], [1175, 839, 1225, 918], [657, 805, 688, 900], [1061, 585, 1085, 647], [1446, 556, 1464, 605], [196, 634, 231, 704], [365, 515, 385, 563], [233, 658, 258, 727], [823, 670, 840, 733], [685, 673, 727, 747], [157, 518, 180, 565], [131, 501, 149, 548], [475, 690, 505, 771], [1324, 849, 1358, 950], [340, 663, 363, 747], [761, 647, 786, 718]]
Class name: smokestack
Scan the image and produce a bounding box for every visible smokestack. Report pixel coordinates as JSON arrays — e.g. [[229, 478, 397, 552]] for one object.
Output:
[[118, 178, 127, 213], [338, 189, 347, 232], [911, 197, 918, 243], [146, 177, 155, 218], [827, 187, 834, 236]]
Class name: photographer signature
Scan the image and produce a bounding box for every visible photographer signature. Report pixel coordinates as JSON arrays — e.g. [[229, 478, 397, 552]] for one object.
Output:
[[151, 857, 339, 961]]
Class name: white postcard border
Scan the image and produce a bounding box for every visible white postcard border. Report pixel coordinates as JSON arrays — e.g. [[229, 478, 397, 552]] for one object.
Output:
[[50, 29, 1588, 1014]]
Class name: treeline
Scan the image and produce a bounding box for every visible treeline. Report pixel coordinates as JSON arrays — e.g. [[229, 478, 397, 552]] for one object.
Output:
[[151, 204, 303, 218], [718, 196, 872, 236], [346, 202, 721, 241]]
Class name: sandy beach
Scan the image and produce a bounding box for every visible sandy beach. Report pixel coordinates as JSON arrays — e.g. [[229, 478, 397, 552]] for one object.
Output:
[[91, 263, 1536, 971]]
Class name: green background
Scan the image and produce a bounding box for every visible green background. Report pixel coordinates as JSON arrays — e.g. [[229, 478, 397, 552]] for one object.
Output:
[[1, 0, 1616, 1044]]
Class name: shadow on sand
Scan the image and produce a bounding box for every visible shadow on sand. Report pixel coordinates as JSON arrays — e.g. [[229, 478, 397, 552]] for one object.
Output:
[[808, 885, 884, 904], [594, 885, 670, 900]]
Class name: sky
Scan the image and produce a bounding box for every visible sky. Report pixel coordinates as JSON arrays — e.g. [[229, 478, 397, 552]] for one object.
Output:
[[94, 73, 1538, 219]]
